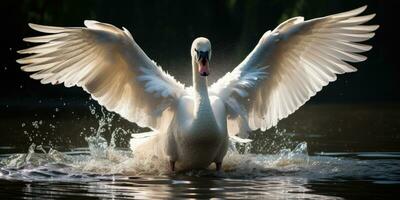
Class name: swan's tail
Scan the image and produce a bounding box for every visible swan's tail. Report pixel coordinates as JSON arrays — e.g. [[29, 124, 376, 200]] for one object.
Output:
[[129, 131, 158, 152]]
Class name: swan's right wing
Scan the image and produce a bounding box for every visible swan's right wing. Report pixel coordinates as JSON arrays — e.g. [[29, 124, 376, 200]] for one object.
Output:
[[210, 6, 378, 137], [18, 21, 186, 130]]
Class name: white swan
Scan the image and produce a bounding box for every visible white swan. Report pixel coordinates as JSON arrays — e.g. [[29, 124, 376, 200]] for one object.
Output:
[[17, 6, 377, 171]]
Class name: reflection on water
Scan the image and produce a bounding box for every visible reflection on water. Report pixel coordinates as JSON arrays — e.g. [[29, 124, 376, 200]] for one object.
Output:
[[0, 104, 400, 199], [1, 144, 399, 199]]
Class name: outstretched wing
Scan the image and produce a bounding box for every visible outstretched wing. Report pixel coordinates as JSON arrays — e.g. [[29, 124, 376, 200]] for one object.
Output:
[[18, 20, 186, 130], [209, 6, 378, 136]]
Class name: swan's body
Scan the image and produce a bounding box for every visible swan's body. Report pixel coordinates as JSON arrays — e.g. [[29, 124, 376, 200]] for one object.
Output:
[[17, 6, 378, 171], [172, 93, 228, 170], [132, 38, 230, 170]]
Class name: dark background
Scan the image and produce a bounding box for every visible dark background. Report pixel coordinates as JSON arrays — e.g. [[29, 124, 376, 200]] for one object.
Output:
[[0, 0, 399, 151], [0, 2, 399, 199], [0, 0, 399, 105]]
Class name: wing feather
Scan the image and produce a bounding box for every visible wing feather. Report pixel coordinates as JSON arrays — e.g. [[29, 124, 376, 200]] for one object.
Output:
[[210, 6, 378, 135], [18, 21, 186, 130]]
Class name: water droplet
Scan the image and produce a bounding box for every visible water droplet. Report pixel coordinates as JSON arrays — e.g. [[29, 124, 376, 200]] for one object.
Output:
[[32, 121, 40, 129], [49, 124, 55, 129]]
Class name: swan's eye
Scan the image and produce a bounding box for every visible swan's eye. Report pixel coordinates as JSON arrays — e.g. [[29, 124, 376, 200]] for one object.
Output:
[[194, 49, 200, 59]]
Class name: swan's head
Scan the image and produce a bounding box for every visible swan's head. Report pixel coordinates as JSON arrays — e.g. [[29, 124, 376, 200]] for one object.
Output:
[[191, 37, 212, 77]]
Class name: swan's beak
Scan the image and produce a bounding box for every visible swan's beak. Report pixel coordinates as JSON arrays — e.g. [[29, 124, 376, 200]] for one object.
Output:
[[197, 51, 209, 76]]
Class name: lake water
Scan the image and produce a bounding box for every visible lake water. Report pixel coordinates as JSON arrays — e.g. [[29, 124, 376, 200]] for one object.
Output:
[[1, 103, 399, 199]]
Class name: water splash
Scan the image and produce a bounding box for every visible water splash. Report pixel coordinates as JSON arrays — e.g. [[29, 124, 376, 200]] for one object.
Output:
[[0, 104, 315, 179], [84, 106, 133, 160], [0, 138, 312, 180]]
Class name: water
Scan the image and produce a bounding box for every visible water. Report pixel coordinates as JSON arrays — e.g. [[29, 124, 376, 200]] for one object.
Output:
[[1, 103, 400, 199]]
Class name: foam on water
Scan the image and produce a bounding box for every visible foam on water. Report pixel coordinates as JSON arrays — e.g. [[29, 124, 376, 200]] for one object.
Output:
[[0, 140, 310, 179], [1, 139, 399, 184], [1, 106, 399, 184]]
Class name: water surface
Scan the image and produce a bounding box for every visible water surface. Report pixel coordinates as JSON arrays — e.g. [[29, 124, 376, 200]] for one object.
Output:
[[1, 103, 399, 199]]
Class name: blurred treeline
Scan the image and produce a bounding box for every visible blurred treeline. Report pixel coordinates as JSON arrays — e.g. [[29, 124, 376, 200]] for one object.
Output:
[[0, 0, 398, 106]]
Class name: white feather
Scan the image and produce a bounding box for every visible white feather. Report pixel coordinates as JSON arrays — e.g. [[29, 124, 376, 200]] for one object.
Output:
[[18, 6, 378, 171], [209, 5, 377, 134], [18, 20, 186, 130]]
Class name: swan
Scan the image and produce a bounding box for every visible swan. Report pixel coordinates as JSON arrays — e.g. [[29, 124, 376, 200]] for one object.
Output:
[[17, 6, 378, 172]]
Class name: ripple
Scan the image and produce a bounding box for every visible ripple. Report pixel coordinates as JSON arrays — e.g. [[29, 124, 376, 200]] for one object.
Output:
[[1, 128, 399, 199]]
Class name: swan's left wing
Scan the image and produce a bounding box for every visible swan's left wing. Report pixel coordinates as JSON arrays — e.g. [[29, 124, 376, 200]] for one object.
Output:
[[18, 21, 186, 130], [209, 6, 378, 137]]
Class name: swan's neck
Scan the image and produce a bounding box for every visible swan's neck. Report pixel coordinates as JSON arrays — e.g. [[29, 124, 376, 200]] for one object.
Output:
[[192, 60, 211, 118]]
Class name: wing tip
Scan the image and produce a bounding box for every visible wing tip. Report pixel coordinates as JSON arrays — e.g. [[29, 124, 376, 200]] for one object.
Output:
[[22, 37, 39, 43], [369, 13, 377, 19], [365, 45, 373, 51], [28, 23, 36, 28], [28, 23, 41, 31], [27, 22, 68, 33], [16, 49, 25, 54], [331, 5, 369, 19], [19, 65, 26, 70], [16, 57, 29, 64], [352, 5, 368, 15], [84, 20, 99, 28], [360, 5, 368, 12]]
